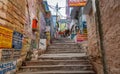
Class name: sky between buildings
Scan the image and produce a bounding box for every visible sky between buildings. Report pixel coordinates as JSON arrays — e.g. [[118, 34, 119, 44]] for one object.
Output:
[[47, 0, 66, 19]]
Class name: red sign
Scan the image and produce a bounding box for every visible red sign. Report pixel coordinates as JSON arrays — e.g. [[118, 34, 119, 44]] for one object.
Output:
[[32, 19, 38, 29], [68, 0, 87, 7]]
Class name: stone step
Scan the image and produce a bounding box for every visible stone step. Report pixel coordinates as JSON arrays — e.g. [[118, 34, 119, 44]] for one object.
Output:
[[18, 38, 96, 74], [39, 53, 87, 58], [53, 42, 75, 44], [49, 45, 78, 48], [48, 48, 80, 50], [18, 71, 95, 74], [24, 60, 90, 66], [47, 48, 81, 51], [38, 53, 88, 60], [52, 40, 75, 43], [20, 65, 93, 72], [46, 49, 84, 53], [48, 46, 79, 49], [45, 51, 83, 54], [52, 39, 72, 41], [49, 46, 78, 48], [53, 43, 76, 45], [51, 43, 77, 45], [52, 42, 75, 43]]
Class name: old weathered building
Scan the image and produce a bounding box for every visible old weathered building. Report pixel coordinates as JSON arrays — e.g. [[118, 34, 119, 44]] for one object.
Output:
[[99, 0, 120, 74], [84, 0, 120, 74], [0, 0, 30, 71], [0, 0, 47, 72]]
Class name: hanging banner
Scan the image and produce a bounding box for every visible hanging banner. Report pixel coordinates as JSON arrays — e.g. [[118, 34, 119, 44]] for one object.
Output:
[[68, 0, 87, 7], [0, 61, 16, 74], [0, 26, 13, 48], [12, 31, 23, 49]]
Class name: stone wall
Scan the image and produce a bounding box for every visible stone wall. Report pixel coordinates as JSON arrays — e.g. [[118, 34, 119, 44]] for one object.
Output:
[[0, 0, 32, 71], [86, 7, 104, 74], [99, 0, 120, 74], [86, 0, 120, 74]]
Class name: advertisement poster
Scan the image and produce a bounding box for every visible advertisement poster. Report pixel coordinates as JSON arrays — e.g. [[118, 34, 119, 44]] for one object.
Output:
[[39, 39, 46, 50], [12, 31, 23, 49], [0, 26, 13, 48], [77, 34, 87, 42], [0, 61, 16, 74]]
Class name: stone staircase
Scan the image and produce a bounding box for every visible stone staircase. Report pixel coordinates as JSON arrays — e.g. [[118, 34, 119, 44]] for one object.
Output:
[[17, 38, 96, 74]]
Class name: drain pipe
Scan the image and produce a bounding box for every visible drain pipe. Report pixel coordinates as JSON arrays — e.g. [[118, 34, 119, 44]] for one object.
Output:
[[95, 0, 108, 74]]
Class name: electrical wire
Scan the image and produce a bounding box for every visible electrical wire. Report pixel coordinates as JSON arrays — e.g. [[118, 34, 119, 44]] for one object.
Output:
[[48, 4, 67, 18]]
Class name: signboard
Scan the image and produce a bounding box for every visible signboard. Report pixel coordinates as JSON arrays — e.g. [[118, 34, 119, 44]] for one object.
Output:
[[12, 31, 23, 49], [0, 26, 13, 48], [39, 39, 46, 50], [77, 34, 87, 42], [0, 61, 16, 74], [68, 0, 87, 7], [32, 19, 38, 30]]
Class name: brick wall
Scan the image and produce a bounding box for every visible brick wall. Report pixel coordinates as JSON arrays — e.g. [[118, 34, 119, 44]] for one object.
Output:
[[99, 0, 120, 74], [0, 0, 26, 33], [0, 0, 32, 71]]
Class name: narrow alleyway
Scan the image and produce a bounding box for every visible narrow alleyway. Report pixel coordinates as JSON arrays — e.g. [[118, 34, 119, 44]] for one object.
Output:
[[17, 38, 95, 74], [0, 0, 120, 74]]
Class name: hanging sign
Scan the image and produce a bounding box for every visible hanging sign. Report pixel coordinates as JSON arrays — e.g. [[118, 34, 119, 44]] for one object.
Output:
[[0, 26, 13, 48], [12, 31, 23, 49], [0, 61, 16, 74], [68, 0, 87, 7]]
